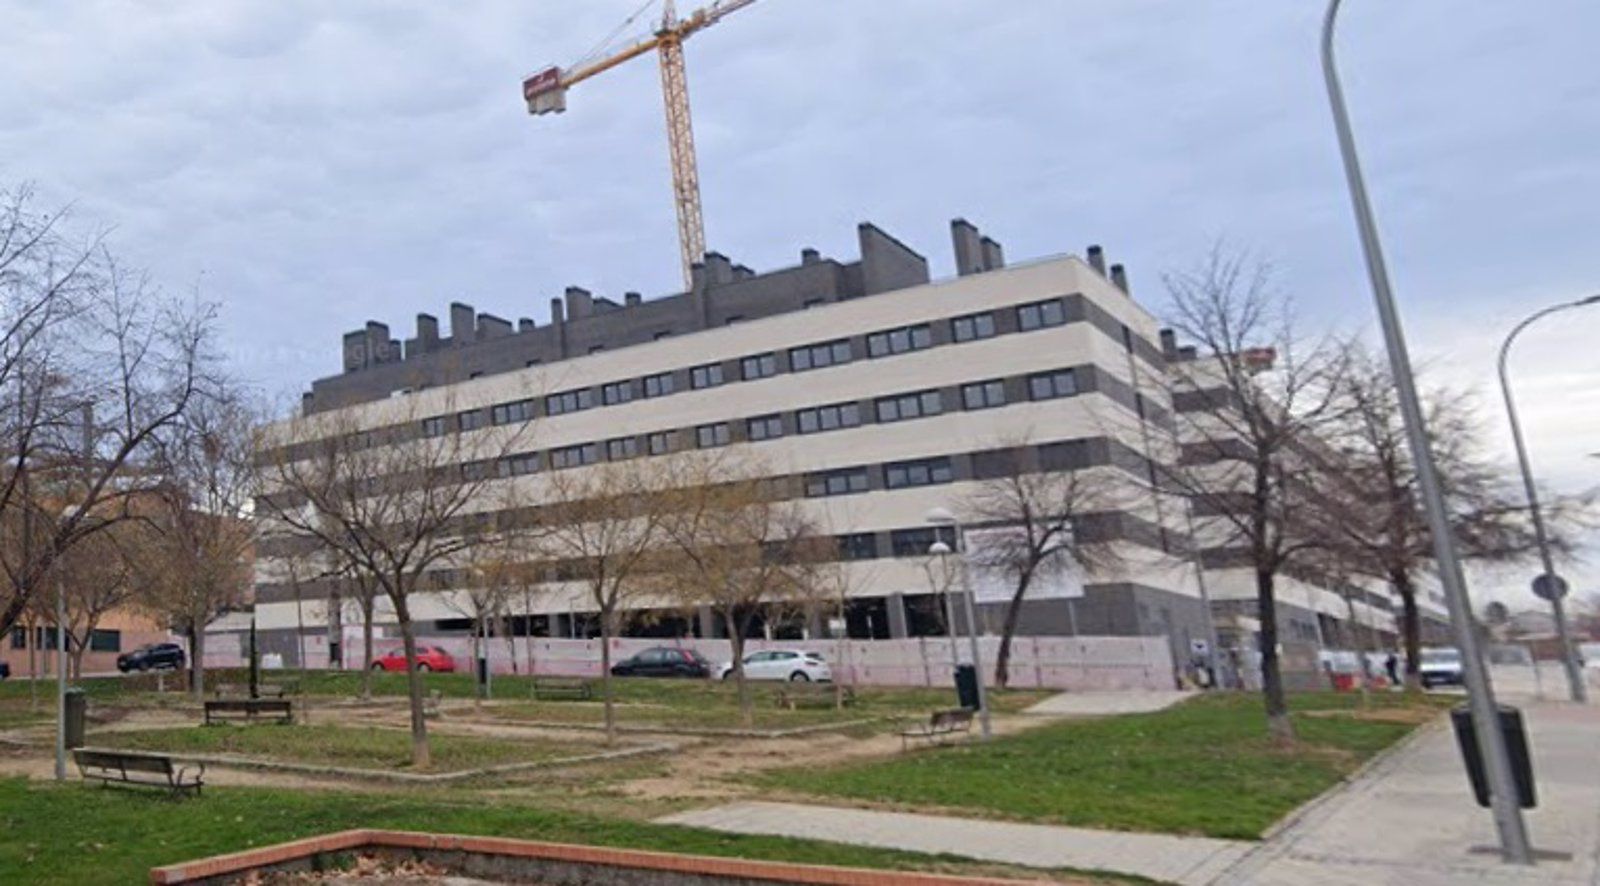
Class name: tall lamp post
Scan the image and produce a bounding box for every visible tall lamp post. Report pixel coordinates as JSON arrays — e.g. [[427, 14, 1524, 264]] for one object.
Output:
[[1498, 295, 1598, 704], [926, 507, 991, 741], [1322, 0, 1532, 863]]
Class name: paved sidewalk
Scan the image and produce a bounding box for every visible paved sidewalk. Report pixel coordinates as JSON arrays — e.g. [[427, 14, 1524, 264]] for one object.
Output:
[[657, 801, 1251, 884], [1217, 702, 1600, 885], [1023, 689, 1192, 717]]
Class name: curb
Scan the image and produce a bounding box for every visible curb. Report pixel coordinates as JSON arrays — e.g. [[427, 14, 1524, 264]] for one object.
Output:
[[489, 716, 886, 740]]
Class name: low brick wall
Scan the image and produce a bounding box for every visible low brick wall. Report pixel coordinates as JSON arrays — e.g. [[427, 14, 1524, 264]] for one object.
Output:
[[148, 829, 1037, 885]]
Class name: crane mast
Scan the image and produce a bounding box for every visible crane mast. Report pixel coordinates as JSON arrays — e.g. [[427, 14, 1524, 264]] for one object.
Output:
[[522, 0, 759, 290]]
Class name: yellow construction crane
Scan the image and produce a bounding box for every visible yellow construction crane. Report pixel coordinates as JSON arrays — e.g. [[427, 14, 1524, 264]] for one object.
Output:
[[523, 0, 761, 291]]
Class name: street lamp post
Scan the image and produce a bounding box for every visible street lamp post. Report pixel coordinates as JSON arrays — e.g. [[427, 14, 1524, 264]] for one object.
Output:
[[1322, 0, 1533, 863], [1498, 295, 1598, 704], [926, 507, 992, 741]]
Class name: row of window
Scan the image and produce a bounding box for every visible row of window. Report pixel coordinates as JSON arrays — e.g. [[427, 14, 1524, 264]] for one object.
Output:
[[803, 456, 955, 498], [9, 627, 120, 652], [421, 297, 1081, 439]]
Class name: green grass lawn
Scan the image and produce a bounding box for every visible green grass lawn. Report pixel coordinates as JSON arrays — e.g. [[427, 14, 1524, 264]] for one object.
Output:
[[0, 779, 1123, 886], [755, 691, 1447, 840], [88, 724, 591, 772]]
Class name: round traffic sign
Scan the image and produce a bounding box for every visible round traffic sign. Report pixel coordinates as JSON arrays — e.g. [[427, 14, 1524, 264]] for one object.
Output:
[[1532, 573, 1570, 601]]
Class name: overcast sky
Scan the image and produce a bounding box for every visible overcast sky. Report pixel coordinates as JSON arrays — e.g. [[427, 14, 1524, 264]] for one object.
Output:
[[3, 0, 1596, 603]]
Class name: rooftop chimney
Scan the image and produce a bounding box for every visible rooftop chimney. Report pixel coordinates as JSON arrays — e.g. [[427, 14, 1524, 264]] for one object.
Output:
[[449, 302, 475, 345], [951, 219, 983, 276], [1109, 263, 1129, 294], [564, 286, 593, 320], [800, 247, 821, 265], [624, 291, 642, 306], [1087, 245, 1106, 276], [518, 317, 536, 333], [980, 236, 1005, 271]]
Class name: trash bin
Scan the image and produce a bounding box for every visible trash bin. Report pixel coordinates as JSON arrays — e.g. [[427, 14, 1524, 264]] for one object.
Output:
[[954, 664, 979, 710], [476, 656, 490, 687], [1451, 703, 1536, 809], [63, 688, 86, 750]]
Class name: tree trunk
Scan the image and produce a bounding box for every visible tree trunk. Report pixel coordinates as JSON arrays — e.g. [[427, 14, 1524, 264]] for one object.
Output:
[[393, 596, 431, 770], [1255, 568, 1295, 746], [359, 598, 375, 701], [1392, 568, 1423, 693], [28, 618, 38, 712], [994, 573, 1034, 690], [190, 624, 207, 702], [724, 609, 752, 728], [523, 590, 534, 677], [599, 607, 616, 744]]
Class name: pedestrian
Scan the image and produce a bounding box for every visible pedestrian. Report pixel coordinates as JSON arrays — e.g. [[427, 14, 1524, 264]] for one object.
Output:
[[1384, 652, 1399, 686]]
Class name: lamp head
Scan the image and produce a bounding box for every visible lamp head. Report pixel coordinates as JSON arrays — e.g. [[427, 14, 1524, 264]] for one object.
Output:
[[927, 540, 953, 556]]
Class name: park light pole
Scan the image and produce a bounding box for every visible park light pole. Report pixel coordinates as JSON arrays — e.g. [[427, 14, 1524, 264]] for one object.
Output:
[[1322, 0, 1532, 863], [1498, 295, 1598, 704], [926, 507, 991, 741]]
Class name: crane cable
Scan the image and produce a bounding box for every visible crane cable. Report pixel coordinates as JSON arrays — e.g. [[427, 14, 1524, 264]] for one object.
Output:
[[571, 0, 661, 71]]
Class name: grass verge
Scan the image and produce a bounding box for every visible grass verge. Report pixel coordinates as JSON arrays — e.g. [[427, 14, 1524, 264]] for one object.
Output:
[[87, 724, 589, 772], [0, 779, 1130, 885], [755, 691, 1449, 840]]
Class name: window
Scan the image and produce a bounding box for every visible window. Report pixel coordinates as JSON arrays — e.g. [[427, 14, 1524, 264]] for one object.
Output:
[[746, 414, 783, 441], [605, 436, 639, 461], [690, 363, 725, 389], [550, 443, 599, 470], [497, 453, 540, 477], [889, 526, 955, 557], [491, 399, 533, 426], [457, 410, 485, 432], [462, 461, 491, 481], [9, 627, 24, 649], [804, 467, 870, 498], [1017, 298, 1067, 332], [546, 388, 594, 416], [836, 533, 878, 561], [695, 423, 730, 449], [961, 380, 1007, 410], [740, 353, 778, 380], [866, 324, 933, 358], [1028, 369, 1078, 401], [601, 381, 633, 406], [421, 416, 447, 438], [884, 457, 954, 490], [643, 372, 674, 398], [951, 312, 996, 343], [875, 390, 944, 423], [88, 629, 121, 653], [789, 339, 852, 372], [796, 401, 862, 434], [648, 431, 673, 456]]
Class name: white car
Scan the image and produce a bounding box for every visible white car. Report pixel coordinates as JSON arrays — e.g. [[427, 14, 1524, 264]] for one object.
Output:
[[1419, 647, 1464, 689], [718, 649, 832, 683]]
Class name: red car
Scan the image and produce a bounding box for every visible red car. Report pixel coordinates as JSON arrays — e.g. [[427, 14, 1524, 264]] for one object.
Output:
[[371, 645, 456, 673]]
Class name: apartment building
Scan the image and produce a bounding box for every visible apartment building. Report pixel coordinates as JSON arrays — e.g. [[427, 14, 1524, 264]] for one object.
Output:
[[256, 219, 1230, 665]]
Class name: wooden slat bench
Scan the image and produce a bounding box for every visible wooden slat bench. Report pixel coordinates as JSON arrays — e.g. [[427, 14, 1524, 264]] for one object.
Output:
[[531, 676, 594, 701], [74, 749, 204, 797], [203, 699, 293, 725], [897, 707, 975, 750], [772, 684, 854, 710]]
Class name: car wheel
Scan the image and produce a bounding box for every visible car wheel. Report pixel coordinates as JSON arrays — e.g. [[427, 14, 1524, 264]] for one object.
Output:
[[789, 672, 810, 682], [138, 661, 150, 672], [371, 662, 385, 671], [417, 663, 431, 672]]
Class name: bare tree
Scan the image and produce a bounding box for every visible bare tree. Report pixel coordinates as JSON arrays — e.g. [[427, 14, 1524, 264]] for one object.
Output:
[[1317, 350, 1586, 689], [961, 445, 1123, 688], [0, 185, 218, 642], [261, 399, 520, 768], [138, 394, 258, 700], [535, 458, 669, 742], [657, 454, 826, 726], [55, 523, 139, 678], [1161, 248, 1349, 745]]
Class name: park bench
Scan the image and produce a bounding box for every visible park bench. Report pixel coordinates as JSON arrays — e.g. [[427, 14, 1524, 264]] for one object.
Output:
[[74, 748, 204, 797], [772, 684, 854, 711], [203, 698, 293, 725], [532, 676, 594, 701], [897, 708, 975, 750]]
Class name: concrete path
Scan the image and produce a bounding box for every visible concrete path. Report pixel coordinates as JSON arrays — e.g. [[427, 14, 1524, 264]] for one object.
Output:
[[1217, 702, 1600, 885], [1023, 689, 1192, 717], [657, 801, 1251, 885]]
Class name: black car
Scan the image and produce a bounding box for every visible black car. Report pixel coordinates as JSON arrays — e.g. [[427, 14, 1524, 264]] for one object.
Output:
[[117, 642, 186, 673], [610, 647, 711, 678]]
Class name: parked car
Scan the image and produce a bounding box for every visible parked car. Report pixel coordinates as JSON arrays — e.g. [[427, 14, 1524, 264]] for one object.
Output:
[[371, 645, 456, 673], [1419, 647, 1464, 689], [117, 642, 186, 673], [610, 647, 711, 678], [0, 661, 9, 679], [718, 649, 832, 683]]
